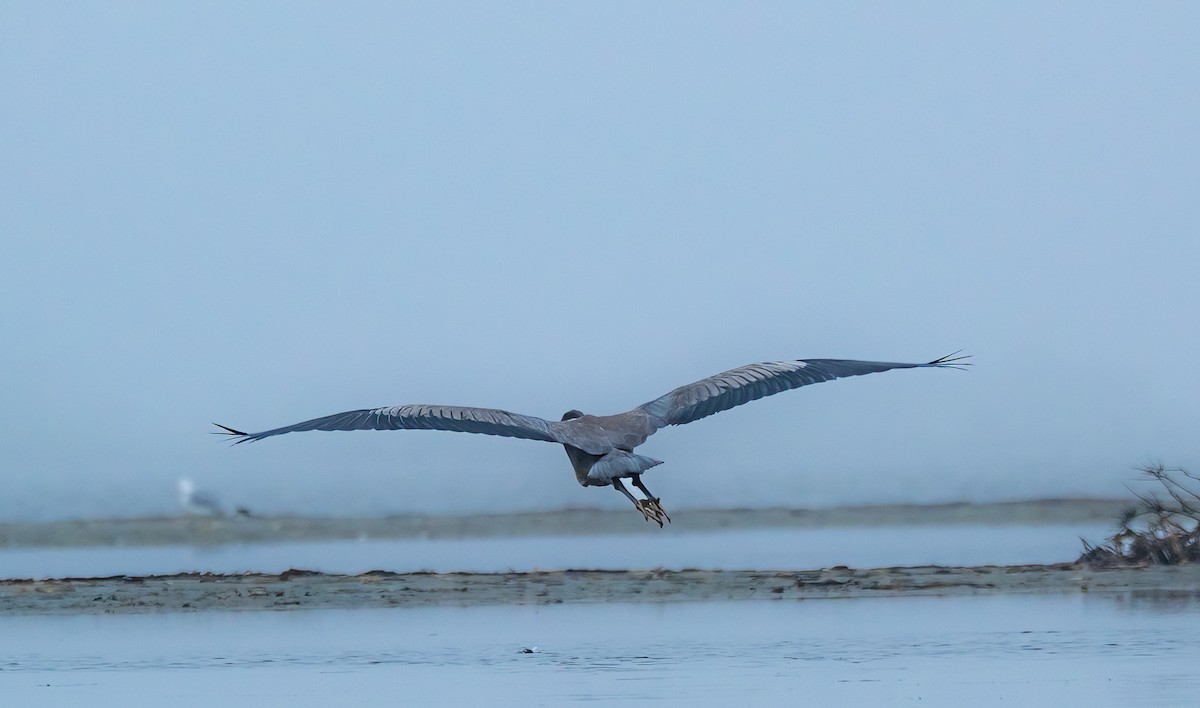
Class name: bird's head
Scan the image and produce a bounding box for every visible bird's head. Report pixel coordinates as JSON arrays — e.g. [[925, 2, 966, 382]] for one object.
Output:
[[561, 409, 584, 421]]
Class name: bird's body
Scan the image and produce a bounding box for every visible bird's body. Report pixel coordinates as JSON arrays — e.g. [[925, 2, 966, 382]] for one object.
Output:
[[218, 354, 967, 525]]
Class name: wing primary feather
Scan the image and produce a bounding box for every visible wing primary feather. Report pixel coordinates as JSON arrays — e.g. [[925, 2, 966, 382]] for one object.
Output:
[[213, 404, 562, 445], [927, 351, 972, 369], [637, 355, 969, 429]]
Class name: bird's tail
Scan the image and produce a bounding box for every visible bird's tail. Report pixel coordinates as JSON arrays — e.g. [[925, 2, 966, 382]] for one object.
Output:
[[586, 451, 664, 484]]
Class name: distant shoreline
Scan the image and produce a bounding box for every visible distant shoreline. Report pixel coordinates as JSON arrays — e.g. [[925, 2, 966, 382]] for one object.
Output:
[[3, 563, 1196, 616], [0, 498, 1127, 549]]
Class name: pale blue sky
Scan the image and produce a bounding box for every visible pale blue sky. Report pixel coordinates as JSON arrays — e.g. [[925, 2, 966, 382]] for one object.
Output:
[[2, 2, 1197, 519]]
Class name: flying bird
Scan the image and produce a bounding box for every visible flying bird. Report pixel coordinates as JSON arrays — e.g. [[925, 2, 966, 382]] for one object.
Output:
[[216, 353, 968, 526]]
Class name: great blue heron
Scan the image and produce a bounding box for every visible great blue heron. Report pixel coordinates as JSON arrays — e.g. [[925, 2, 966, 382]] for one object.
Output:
[[217, 353, 968, 525]]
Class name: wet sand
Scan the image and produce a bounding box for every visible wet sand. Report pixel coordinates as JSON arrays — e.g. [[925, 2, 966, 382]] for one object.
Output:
[[4, 563, 1197, 616]]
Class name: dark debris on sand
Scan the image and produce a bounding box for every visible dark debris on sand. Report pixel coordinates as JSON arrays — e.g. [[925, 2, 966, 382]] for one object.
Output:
[[6, 564, 1200, 616], [1080, 464, 1200, 567]]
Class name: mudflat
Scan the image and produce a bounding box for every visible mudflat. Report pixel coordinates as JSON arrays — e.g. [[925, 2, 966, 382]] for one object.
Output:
[[4, 563, 1197, 616]]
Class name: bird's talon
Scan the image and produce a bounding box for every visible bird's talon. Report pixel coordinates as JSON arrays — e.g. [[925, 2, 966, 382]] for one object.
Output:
[[635, 498, 666, 526], [643, 498, 670, 524]]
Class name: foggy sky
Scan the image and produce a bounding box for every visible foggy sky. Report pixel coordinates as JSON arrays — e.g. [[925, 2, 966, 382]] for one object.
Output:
[[2, 2, 1197, 519]]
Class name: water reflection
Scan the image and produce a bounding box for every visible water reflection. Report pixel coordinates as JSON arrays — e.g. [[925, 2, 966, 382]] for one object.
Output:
[[1114, 589, 1200, 614], [1, 595, 1198, 707]]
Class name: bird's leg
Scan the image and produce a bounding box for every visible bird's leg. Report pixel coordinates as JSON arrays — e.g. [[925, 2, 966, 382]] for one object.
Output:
[[611, 478, 643, 510], [613, 478, 663, 527], [631, 475, 670, 524]]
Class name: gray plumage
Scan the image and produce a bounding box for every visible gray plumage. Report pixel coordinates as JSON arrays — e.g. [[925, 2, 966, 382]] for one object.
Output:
[[217, 353, 968, 525]]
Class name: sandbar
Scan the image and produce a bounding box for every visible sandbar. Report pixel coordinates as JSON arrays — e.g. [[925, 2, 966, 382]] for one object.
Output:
[[3, 563, 1197, 616]]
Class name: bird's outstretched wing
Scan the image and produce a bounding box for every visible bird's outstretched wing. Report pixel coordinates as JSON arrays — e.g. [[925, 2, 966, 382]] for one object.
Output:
[[215, 404, 561, 444], [636, 353, 969, 430]]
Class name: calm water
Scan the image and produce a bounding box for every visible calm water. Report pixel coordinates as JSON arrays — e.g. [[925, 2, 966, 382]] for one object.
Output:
[[2, 593, 1198, 707], [0, 523, 1110, 579]]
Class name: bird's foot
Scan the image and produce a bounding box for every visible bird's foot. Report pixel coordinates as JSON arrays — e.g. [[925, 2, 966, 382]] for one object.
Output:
[[635, 498, 670, 527], [634, 498, 659, 526], [652, 499, 672, 528], [649, 497, 671, 524]]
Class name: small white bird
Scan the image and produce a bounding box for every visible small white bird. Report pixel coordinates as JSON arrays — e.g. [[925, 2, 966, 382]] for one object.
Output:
[[177, 477, 226, 517]]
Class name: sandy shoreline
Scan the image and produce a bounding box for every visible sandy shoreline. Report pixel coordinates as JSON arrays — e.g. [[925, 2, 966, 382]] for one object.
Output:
[[3, 563, 1197, 616]]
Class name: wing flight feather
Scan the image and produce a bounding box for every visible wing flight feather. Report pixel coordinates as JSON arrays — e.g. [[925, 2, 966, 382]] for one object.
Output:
[[637, 354, 968, 430], [215, 404, 561, 444]]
